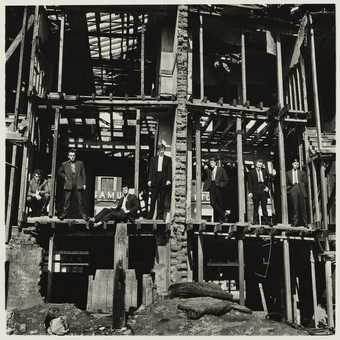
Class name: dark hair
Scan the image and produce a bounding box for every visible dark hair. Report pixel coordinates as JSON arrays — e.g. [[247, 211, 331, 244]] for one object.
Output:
[[292, 158, 299, 163], [256, 158, 264, 163], [68, 148, 76, 155], [32, 169, 42, 177], [209, 157, 217, 162]]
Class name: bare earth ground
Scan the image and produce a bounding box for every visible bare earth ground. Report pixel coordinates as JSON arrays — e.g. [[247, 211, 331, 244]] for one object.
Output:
[[6, 298, 309, 336]]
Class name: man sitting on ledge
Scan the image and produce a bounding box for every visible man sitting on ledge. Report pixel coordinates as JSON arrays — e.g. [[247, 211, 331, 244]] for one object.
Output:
[[90, 185, 140, 228]]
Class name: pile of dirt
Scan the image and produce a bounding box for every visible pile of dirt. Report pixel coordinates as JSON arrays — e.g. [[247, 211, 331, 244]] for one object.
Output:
[[6, 303, 130, 335], [129, 297, 309, 336]]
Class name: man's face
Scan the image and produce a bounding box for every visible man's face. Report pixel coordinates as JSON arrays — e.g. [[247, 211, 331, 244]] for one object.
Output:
[[209, 160, 216, 168], [158, 146, 165, 156], [256, 161, 263, 168], [34, 173, 41, 181], [122, 186, 129, 195], [68, 152, 76, 162], [292, 161, 299, 170]]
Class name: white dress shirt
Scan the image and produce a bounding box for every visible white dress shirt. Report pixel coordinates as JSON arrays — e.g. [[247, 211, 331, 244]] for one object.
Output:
[[257, 168, 264, 182], [212, 167, 217, 181], [121, 195, 128, 212], [157, 155, 164, 172]]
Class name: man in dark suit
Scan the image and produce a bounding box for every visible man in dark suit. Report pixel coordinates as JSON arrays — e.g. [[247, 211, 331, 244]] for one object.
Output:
[[286, 159, 308, 226], [58, 149, 88, 220], [248, 159, 270, 225], [147, 140, 172, 220], [203, 157, 229, 223], [91, 185, 140, 227]]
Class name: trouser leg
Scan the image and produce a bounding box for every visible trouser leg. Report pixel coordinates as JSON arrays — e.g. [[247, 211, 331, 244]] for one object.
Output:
[[94, 208, 114, 223], [290, 188, 299, 226], [157, 186, 168, 219], [149, 185, 160, 219], [62, 190, 72, 217], [75, 189, 87, 218], [253, 195, 260, 224], [299, 191, 308, 226], [260, 192, 269, 224]]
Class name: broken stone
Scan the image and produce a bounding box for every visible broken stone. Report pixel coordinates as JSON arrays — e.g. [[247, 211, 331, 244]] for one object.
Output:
[[19, 323, 27, 333]]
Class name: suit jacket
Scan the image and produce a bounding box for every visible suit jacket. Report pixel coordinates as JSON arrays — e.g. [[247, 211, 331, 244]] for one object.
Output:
[[286, 169, 307, 198], [117, 194, 140, 217], [248, 167, 270, 194], [203, 166, 229, 191], [58, 160, 86, 190], [148, 155, 172, 186]]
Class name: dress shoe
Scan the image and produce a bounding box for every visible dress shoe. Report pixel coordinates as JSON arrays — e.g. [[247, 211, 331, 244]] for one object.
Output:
[[59, 214, 66, 221], [82, 215, 89, 221]]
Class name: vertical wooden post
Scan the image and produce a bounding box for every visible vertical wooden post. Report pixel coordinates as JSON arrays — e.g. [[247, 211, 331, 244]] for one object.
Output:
[[197, 234, 204, 282], [308, 14, 322, 151], [17, 6, 39, 225], [311, 160, 321, 223], [187, 121, 193, 220], [236, 32, 247, 306], [295, 67, 302, 111], [140, 14, 145, 97], [276, 34, 292, 323], [49, 16, 65, 217], [291, 72, 298, 111], [303, 135, 314, 224], [199, 14, 204, 99], [154, 232, 170, 293], [195, 117, 202, 220], [6, 7, 28, 241], [320, 161, 334, 328], [300, 56, 314, 225], [309, 247, 318, 327], [112, 223, 128, 329], [46, 232, 55, 302], [134, 109, 141, 195]]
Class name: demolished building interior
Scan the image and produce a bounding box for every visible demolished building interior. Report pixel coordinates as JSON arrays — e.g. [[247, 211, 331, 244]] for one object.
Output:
[[5, 4, 335, 331]]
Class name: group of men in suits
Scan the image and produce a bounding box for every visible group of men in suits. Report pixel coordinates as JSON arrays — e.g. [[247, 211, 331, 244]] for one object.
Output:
[[48, 142, 172, 225], [28, 146, 307, 228], [202, 156, 308, 227]]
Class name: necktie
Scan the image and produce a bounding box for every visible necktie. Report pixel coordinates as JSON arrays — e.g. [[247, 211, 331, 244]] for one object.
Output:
[[257, 169, 263, 183], [294, 170, 298, 184]]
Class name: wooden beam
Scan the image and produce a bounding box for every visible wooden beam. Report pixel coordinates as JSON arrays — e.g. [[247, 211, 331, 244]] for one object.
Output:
[[186, 121, 193, 220], [308, 14, 322, 151], [292, 71, 298, 111], [303, 133, 314, 224], [197, 234, 204, 282], [46, 232, 55, 302], [140, 14, 145, 96], [17, 7, 40, 226], [112, 223, 128, 329], [49, 16, 65, 217], [311, 159, 321, 223], [6, 7, 28, 242], [320, 161, 334, 328], [309, 247, 318, 328], [195, 117, 202, 221], [134, 109, 141, 194], [295, 67, 302, 111], [237, 32, 247, 306], [276, 33, 292, 323], [199, 14, 204, 99], [5, 13, 34, 62]]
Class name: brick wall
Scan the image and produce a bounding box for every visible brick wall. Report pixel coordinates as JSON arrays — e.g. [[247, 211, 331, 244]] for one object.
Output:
[[6, 229, 44, 310], [170, 5, 189, 283]]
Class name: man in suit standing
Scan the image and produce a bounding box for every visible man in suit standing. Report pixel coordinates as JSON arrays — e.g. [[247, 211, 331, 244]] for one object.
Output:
[[203, 157, 229, 223], [91, 185, 140, 227], [286, 159, 308, 226], [58, 149, 88, 220], [248, 159, 270, 225], [147, 140, 172, 220]]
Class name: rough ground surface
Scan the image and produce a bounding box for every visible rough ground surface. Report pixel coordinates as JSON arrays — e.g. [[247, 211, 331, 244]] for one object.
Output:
[[7, 299, 309, 336]]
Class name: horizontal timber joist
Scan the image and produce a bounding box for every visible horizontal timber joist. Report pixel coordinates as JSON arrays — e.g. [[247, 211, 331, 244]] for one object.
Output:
[[187, 99, 308, 123]]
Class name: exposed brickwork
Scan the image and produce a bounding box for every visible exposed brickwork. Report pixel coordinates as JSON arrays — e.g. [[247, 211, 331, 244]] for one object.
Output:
[[6, 230, 44, 310], [170, 5, 189, 283]]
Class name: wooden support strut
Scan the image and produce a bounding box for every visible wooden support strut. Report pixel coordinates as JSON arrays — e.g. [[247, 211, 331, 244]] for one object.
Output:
[[308, 14, 322, 151], [320, 161, 334, 328], [199, 14, 204, 99], [309, 247, 318, 328], [237, 32, 247, 306], [46, 231, 55, 302], [134, 109, 141, 194], [49, 16, 65, 217], [276, 33, 292, 323], [17, 6, 40, 226], [140, 14, 145, 97], [6, 7, 28, 242], [112, 223, 128, 329]]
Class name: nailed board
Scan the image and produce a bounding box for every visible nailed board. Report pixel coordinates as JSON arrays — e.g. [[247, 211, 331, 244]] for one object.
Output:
[[87, 270, 114, 313]]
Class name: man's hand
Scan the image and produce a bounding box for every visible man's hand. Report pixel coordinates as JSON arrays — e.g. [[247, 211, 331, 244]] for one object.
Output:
[[166, 180, 171, 186], [264, 186, 269, 192], [248, 193, 253, 199], [83, 185, 86, 190], [147, 181, 151, 187]]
